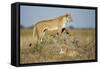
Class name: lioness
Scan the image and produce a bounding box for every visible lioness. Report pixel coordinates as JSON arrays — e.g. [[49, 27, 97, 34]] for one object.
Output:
[[30, 14, 72, 47]]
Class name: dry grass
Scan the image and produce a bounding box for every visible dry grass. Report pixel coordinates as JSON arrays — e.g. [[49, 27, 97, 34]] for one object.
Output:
[[20, 28, 96, 64]]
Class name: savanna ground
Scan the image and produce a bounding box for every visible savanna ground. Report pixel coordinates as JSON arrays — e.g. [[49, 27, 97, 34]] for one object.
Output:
[[20, 28, 96, 64]]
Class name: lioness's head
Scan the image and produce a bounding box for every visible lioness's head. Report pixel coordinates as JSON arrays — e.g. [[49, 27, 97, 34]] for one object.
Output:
[[62, 14, 72, 23]]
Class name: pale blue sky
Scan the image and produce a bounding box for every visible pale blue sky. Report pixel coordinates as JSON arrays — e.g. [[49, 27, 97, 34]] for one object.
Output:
[[20, 5, 95, 28]]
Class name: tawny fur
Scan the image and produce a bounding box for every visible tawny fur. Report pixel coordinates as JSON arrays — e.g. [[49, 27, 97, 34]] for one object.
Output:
[[32, 14, 72, 46]]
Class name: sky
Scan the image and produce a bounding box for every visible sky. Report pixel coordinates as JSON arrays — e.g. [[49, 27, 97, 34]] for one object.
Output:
[[20, 5, 96, 28]]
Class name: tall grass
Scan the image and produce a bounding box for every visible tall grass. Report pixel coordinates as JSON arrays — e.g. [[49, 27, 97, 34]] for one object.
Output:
[[20, 29, 95, 64]]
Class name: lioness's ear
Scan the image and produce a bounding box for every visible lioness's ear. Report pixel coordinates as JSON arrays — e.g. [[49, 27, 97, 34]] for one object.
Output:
[[66, 13, 71, 17], [65, 13, 69, 17]]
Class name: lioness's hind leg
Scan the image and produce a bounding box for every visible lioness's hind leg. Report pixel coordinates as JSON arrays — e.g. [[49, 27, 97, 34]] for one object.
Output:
[[39, 29, 47, 42]]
